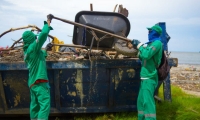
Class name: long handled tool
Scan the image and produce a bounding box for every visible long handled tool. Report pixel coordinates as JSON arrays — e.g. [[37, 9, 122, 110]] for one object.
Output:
[[51, 15, 132, 43]]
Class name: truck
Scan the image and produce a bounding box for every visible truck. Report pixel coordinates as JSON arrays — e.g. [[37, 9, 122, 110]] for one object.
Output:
[[0, 8, 178, 115]]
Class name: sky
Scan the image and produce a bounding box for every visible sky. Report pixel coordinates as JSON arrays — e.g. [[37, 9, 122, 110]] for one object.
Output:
[[0, 0, 200, 52]]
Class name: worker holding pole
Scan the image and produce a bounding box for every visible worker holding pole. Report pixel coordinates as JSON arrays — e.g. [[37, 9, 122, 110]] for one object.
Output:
[[22, 14, 54, 120], [128, 25, 163, 120]]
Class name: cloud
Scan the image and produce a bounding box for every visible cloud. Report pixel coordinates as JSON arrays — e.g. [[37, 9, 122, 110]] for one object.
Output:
[[167, 17, 200, 26], [0, 0, 200, 52]]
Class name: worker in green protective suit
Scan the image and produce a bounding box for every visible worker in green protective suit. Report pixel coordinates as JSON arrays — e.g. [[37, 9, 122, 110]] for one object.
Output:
[[128, 25, 163, 120], [22, 14, 54, 120]]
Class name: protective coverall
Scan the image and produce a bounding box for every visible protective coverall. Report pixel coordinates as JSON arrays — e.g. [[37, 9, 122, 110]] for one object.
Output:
[[136, 26, 163, 120], [22, 21, 53, 120]]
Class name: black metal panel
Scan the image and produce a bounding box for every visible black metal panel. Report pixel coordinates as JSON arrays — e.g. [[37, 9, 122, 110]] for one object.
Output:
[[0, 58, 178, 114], [72, 11, 131, 48]]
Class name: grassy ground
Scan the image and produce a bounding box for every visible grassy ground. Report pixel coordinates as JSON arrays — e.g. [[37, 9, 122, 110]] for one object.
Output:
[[74, 85, 200, 120], [156, 85, 200, 120]]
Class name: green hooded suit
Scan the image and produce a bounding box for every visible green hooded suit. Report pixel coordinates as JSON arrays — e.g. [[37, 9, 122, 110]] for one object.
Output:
[[135, 25, 163, 120], [22, 21, 53, 120]]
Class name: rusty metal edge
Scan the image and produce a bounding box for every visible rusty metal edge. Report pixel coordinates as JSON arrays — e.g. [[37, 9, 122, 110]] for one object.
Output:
[[3, 108, 60, 114], [54, 70, 61, 110], [0, 72, 8, 113]]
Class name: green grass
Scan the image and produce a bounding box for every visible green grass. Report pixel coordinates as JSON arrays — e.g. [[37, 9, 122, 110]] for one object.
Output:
[[156, 85, 200, 120], [74, 112, 137, 120], [74, 85, 200, 120]]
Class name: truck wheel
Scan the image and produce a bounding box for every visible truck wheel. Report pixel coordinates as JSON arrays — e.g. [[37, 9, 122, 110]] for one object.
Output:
[[114, 39, 138, 57]]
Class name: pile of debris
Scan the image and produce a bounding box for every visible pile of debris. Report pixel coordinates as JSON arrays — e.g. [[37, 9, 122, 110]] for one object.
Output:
[[0, 4, 137, 62], [170, 65, 200, 93], [0, 48, 122, 62], [0, 49, 24, 62]]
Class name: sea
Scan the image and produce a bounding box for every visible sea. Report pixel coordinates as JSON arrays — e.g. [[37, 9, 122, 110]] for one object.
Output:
[[170, 51, 200, 65]]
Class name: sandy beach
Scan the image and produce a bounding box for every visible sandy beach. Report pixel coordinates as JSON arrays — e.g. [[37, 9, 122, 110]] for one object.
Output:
[[170, 64, 200, 96]]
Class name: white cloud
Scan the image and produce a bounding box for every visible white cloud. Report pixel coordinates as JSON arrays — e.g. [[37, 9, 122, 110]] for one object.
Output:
[[167, 17, 200, 26]]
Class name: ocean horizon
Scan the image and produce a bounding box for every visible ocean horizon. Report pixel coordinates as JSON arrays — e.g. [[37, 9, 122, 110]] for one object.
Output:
[[169, 51, 200, 65]]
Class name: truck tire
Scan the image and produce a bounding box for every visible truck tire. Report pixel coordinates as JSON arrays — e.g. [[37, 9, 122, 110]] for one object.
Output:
[[114, 39, 138, 57]]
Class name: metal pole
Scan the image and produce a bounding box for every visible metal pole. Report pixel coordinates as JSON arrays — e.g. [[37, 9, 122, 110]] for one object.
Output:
[[52, 16, 132, 42], [159, 22, 172, 102], [52, 43, 87, 49]]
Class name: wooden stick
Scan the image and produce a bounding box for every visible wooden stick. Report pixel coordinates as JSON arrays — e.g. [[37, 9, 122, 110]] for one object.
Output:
[[0, 25, 54, 39], [113, 4, 118, 12], [0, 45, 23, 51], [10, 38, 23, 48], [107, 51, 117, 55], [90, 3, 93, 11]]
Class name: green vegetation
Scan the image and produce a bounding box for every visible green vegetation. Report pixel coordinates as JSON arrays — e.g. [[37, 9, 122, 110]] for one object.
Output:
[[74, 85, 200, 120], [156, 85, 200, 120]]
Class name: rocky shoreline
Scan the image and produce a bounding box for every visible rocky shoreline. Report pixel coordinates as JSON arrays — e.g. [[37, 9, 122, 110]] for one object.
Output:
[[170, 64, 200, 96]]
